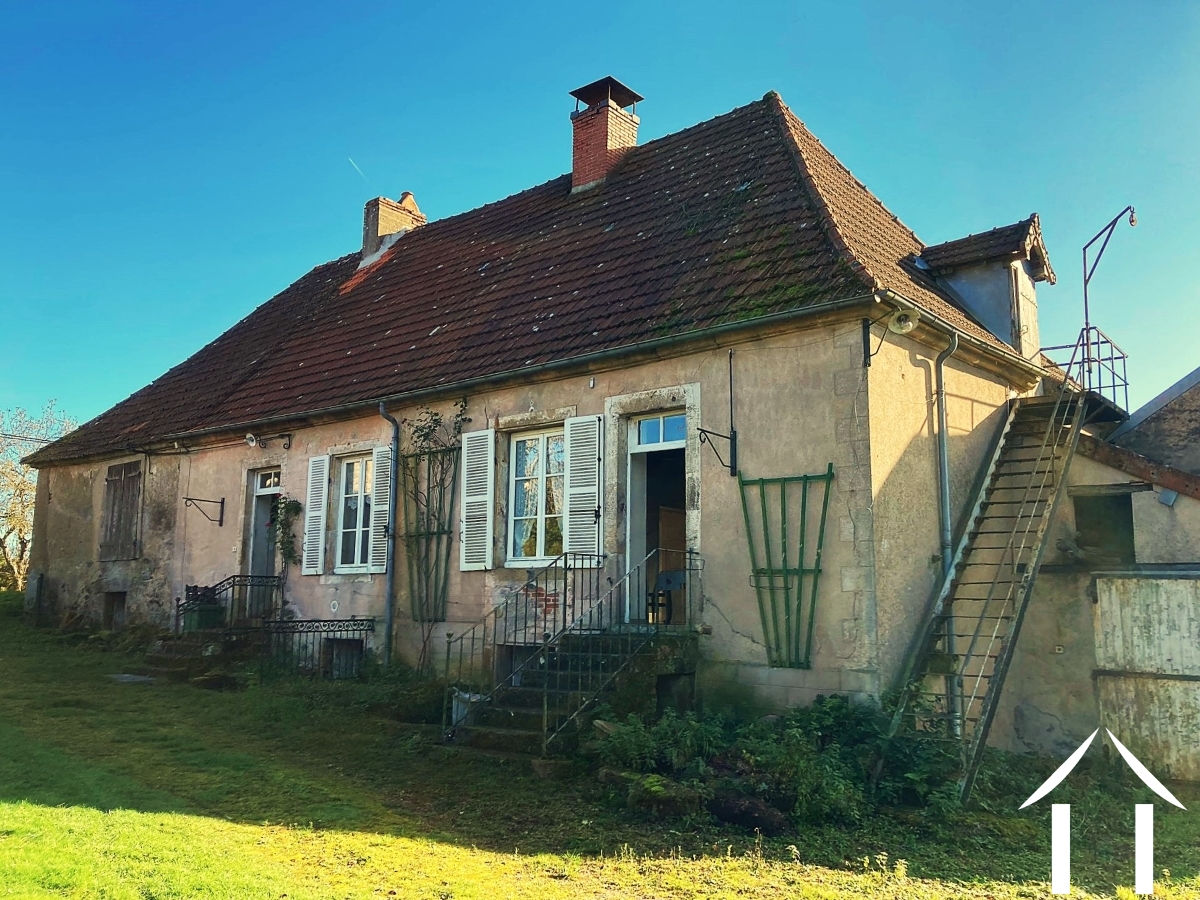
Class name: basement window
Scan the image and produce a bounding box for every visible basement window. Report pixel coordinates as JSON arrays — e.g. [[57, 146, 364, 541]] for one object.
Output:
[[1071, 494, 1135, 566], [100, 461, 142, 561]]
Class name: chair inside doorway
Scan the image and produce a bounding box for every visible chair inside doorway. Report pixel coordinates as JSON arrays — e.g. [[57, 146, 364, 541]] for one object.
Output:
[[628, 411, 690, 625]]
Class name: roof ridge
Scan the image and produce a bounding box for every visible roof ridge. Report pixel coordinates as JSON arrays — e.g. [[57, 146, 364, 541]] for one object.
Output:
[[763, 92, 880, 292], [769, 92, 926, 257]]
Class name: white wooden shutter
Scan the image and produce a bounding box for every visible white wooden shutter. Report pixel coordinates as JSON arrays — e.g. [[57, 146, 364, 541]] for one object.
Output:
[[563, 415, 603, 555], [368, 446, 392, 574], [302, 455, 329, 575], [459, 429, 495, 571]]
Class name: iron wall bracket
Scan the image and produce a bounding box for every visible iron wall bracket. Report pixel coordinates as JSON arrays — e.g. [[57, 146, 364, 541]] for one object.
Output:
[[183, 497, 225, 526], [698, 428, 738, 476]]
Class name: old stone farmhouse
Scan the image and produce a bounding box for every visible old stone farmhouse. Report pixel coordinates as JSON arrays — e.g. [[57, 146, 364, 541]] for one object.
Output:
[[25, 78, 1200, 784]]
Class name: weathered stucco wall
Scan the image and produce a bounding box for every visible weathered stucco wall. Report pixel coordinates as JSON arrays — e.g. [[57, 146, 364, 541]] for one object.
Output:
[[30, 313, 1046, 720], [992, 453, 1200, 757], [28, 454, 179, 628], [29, 317, 889, 708], [867, 331, 1011, 691]]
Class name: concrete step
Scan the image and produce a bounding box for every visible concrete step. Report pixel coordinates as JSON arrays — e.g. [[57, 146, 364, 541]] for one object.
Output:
[[473, 704, 570, 731], [455, 724, 544, 755]]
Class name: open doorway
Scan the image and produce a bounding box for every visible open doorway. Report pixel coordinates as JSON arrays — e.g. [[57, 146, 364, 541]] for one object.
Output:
[[626, 412, 689, 624]]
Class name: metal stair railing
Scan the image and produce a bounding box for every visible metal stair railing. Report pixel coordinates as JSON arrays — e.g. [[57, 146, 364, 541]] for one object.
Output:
[[540, 548, 703, 753], [177, 574, 282, 632], [956, 383, 1087, 800], [441, 551, 606, 734], [887, 329, 1092, 803]]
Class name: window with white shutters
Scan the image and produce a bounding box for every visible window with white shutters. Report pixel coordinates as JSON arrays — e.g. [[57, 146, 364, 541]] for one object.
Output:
[[302, 455, 329, 575], [508, 429, 565, 561], [563, 415, 603, 555], [368, 446, 392, 574], [459, 429, 495, 571]]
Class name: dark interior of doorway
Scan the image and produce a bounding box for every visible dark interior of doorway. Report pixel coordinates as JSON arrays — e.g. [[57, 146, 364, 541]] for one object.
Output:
[[644, 449, 686, 624]]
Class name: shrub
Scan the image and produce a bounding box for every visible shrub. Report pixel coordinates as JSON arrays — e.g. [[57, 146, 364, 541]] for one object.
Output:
[[597, 710, 726, 776], [593, 695, 975, 829]]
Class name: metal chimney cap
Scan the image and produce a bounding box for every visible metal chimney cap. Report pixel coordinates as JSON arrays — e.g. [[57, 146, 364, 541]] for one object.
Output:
[[570, 76, 643, 110]]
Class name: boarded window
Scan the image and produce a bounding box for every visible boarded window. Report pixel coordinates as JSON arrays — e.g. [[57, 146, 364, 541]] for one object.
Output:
[[1072, 494, 1135, 566], [100, 461, 142, 560]]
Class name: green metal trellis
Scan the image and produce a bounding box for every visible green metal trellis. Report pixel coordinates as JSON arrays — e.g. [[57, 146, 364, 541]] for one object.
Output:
[[399, 447, 459, 626], [738, 463, 835, 668]]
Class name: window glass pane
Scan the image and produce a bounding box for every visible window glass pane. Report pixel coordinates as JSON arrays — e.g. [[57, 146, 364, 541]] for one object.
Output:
[[638, 418, 660, 445], [514, 477, 540, 518], [512, 519, 538, 558], [344, 460, 358, 496], [515, 438, 541, 478], [363, 459, 373, 495], [545, 475, 564, 515], [360, 521, 370, 563], [545, 517, 563, 556], [340, 530, 357, 566], [343, 493, 359, 531], [663, 414, 686, 443], [546, 434, 565, 474]]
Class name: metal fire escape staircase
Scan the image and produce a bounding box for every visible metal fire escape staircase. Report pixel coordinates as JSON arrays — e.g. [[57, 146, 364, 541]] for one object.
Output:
[[889, 329, 1128, 802]]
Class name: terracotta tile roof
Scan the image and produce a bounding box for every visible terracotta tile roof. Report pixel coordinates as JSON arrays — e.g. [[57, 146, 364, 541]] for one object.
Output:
[[921, 214, 1056, 284], [30, 92, 1016, 467]]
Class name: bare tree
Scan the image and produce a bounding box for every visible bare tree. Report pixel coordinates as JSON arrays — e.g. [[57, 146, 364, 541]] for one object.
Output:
[[0, 402, 75, 591]]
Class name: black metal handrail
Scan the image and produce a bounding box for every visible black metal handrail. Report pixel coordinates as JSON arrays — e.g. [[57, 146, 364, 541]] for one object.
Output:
[[242, 617, 376, 680], [442, 547, 704, 750], [177, 574, 282, 632], [1041, 325, 1129, 411], [440, 552, 607, 704], [539, 548, 704, 752]]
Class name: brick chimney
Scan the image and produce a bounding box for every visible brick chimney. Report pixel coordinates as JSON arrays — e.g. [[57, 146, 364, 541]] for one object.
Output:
[[570, 76, 643, 192], [362, 191, 426, 257]]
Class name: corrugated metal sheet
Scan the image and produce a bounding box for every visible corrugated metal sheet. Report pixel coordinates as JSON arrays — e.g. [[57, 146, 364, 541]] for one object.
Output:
[[1095, 576, 1200, 781]]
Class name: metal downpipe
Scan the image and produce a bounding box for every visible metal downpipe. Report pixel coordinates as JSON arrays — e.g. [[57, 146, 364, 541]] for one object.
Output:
[[934, 333, 962, 736], [379, 402, 401, 668]]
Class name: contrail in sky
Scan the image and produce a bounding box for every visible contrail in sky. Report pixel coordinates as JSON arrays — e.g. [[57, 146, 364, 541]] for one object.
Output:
[[348, 157, 369, 185]]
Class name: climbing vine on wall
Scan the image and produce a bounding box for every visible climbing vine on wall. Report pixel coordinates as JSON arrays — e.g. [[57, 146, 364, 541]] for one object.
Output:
[[272, 495, 303, 582], [400, 398, 467, 671]]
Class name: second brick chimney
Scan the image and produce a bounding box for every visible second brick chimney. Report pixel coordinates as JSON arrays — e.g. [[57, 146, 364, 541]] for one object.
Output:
[[570, 76, 643, 192], [362, 191, 426, 257]]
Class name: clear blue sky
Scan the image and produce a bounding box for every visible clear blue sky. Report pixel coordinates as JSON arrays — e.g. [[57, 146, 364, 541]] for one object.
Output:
[[2, 1, 1197, 423]]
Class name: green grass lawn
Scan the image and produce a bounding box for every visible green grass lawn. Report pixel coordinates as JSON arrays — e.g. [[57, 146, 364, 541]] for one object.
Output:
[[0, 593, 1196, 899]]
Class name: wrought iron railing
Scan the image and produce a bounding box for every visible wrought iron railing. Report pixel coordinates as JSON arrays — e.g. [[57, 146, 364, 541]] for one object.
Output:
[[177, 574, 282, 632], [1041, 325, 1129, 411], [440, 552, 607, 700], [539, 548, 704, 752], [442, 548, 703, 751], [238, 618, 376, 680]]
